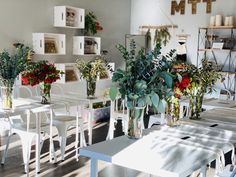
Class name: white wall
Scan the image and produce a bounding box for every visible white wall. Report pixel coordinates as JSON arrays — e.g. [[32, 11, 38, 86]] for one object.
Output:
[[130, 0, 236, 65], [0, 0, 131, 68]]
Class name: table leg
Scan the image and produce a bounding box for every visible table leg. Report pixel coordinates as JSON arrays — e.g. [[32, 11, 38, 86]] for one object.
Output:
[[35, 113, 41, 174], [75, 105, 79, 161], [180, 104, 184, 119], [199, 165, 207, 177], [88, 103, 93, 145], [90, 158, 98, 177]]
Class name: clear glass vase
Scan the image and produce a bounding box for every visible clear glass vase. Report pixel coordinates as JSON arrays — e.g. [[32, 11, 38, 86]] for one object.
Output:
[[166, 97, 180, 127], [127, 107, 145, 139], [1, 86, 13, 110], [86, 79, 96, 98], [189, 92, 204, 120], [40, 83, 51, 104]]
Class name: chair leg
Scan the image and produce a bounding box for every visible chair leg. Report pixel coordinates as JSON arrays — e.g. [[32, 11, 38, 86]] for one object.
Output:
[[1, 133, 12, 165], [21, 135, 34, 174], [60, 136, 67, 161]]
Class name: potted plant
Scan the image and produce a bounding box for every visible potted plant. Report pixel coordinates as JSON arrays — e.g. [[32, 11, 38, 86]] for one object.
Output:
[[0, 44, 32, 109], [21, 60, 63, 104], [76, 58, 109, 98], [109, 39, 175, 139], [85, 12, 103, 36]]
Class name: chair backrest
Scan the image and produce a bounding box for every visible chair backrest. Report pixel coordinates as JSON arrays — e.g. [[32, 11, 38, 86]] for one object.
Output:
[[14, 85, 33, 98], [204, 87, 221, 99]]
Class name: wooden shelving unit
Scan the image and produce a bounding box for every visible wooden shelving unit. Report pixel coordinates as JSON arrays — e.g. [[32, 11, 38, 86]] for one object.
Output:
[[197, 26, 236, 99]]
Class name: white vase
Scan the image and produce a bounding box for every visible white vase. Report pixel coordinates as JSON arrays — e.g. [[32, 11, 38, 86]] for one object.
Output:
[[210, 16, 216, 26], [215, 15, 223, 26], [224, 16, 230, 26], [229, 16, 234, 26]]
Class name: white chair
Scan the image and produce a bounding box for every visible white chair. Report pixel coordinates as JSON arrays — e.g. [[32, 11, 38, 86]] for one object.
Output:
[[35, 84, 87, 161], [1, 110, 55, 174], [148, 101, 166, 128], [1, 86, 56, 174], [106, 98, 146, 140]]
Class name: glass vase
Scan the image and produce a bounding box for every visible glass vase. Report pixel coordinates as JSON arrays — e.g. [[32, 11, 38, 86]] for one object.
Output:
[[86, 79, 96, 98], [40, 83, 51, 104], [127, 107, 145, 139], [1, 86, 13, 110], [189, 92, 204, 120], [166, 97, 180, 127]]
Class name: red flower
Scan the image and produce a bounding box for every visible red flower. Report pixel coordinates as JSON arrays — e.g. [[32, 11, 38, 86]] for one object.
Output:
[[96, 26, 103, 31], [22, 76, 28, 85]]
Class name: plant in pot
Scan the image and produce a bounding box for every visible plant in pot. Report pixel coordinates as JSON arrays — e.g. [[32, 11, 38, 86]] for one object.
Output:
[[188, 58, 222, 119], [0, 44, 32, 109], [21, 60, 63, 104], [85, 12, 103, 36], [109, 39, 175, 139], [76, 58, 109, 98]]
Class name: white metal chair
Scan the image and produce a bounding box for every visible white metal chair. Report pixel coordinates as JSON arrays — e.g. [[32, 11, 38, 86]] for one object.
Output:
[[35, 84, 86, 161], [147, 100, 166, 128], [1, 86, 56, 174], [106, 97, 145, 140]]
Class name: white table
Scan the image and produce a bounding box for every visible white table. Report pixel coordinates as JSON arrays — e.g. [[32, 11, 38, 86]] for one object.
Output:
[[80, 122, 236, 177], [180, 98, 236, 118]]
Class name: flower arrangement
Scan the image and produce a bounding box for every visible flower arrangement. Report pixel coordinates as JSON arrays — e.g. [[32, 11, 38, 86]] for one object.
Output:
[[76, 58, 110, 98], [22, 61, 63, 104], [85, 12, 103, 36], [0, 44, 32, 109]]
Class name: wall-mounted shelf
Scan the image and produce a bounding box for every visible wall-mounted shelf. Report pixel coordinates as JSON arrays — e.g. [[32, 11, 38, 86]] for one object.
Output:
[[73, 36, 101, 55], [55, 63, 80, 84], [200, 26, 236, 30], [54, 6, 85, 28], [198, 49, 236, 52], [32, 33, 66, 55]]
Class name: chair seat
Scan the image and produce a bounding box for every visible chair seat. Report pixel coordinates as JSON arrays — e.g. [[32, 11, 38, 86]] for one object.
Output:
[[53, 115, 83, 123], [12, 122, 50, 131], [148, 114, 165, 128]]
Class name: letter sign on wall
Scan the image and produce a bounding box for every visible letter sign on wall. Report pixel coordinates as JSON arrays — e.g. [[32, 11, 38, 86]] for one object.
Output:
[[171, 0, 217, 15], [171, 0, 186, 15]]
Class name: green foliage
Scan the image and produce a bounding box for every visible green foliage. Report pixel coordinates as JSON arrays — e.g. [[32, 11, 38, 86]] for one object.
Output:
[[0, 44, 31, 87], [76, 58, 108, 81], [196, 58, 222, 94], [154, 27, 171, 46], [85, 12, 103, 35], [110, 41, 176, 112]]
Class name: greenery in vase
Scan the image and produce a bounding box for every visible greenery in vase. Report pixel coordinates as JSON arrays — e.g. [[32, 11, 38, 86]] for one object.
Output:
[[109, 39, 176, 112], [85, 12, 103, 36], [0, 44, 32, 88], [76, 58, 109, 81]]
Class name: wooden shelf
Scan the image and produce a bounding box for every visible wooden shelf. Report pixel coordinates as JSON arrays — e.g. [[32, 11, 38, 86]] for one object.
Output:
[[198, 48, 236, 52], [200, 26, 236, 30]]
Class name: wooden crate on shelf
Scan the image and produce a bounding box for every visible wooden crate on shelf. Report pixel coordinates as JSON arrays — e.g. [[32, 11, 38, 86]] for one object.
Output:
[[32, 33, 66, 55], [73, 36, 101, 55], [54, 6, 85, 28]]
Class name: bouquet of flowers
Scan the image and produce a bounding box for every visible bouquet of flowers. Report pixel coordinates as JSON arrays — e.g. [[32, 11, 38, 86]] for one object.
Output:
[[22, 61, 63, 104], [85, 12, 103, 35], [172, 63, 197, 98]]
